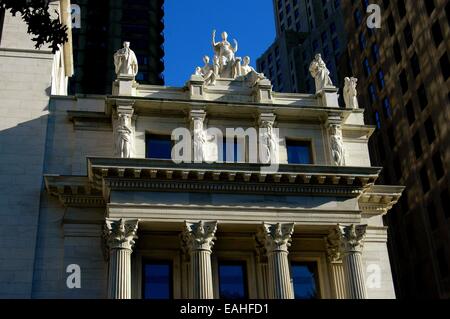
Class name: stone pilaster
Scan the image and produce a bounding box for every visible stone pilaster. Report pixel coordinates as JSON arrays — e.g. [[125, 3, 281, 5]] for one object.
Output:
[[338, 224, 368, 299], [104, 218, 139, 299], [258, 222, 295, 299], [182, 221, 218, 299], [255, 236, 270, 299], [325, 227, 346, 299]]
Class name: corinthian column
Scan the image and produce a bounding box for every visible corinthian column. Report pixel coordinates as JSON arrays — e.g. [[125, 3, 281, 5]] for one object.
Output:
[[325, 228, 346, 299], [104, 218, 139, 299], [182, 221, 217, 299], [338, 224, 368, 299], [258, 222, 295, 299]]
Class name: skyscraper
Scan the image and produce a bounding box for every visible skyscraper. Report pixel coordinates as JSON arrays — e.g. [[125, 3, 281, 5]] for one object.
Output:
[[70, 0, 164, 95], [341, 0, 450, 298], [257, 0, 347, 93]]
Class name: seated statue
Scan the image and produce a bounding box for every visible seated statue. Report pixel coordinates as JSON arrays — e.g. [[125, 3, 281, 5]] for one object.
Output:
[[309, 54, 334, 92], [195, 55, 217, 85], [240, 56, 266, 85]]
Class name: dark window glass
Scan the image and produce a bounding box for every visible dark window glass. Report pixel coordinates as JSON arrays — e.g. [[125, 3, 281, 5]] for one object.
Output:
[[354, 9, 362, 27], [428, 201, 438, 230], [292, 262, 319, 299], [363, 58, 371, 76], [441, 188, 450, 219], [432, 152, 444, 180], [387, 14, 396, 35], [436, 248, 449, 278], [425, 0, 435, 15], [375, 111, 382, 129], [405, 100, 415, 125], [359, 32, 366, 51], [143, 262, 172, 299], [411, 53, 420, 78], [413, 132, 422, 158], [377, 70, 385, 89], [146, 134, 172, 159], [393, 156, 402, 179], [393, 40, 402, 64], [220, 138, 244, 163], [403, 24, 413, 47], [399, 70, 408, 94], [424, 117, 436, 144], [417, 84, 428, 109], [371, 43, 380, 63], [420, 166, 430, 193], [397, 0, 406, 18], [286, 140, 312, 164], [440, 53, 450, 80], [368, 84, 377, 103], [431, 21, 443, 47], [218, 262, 247, 299], [383, 98, 392, 118]]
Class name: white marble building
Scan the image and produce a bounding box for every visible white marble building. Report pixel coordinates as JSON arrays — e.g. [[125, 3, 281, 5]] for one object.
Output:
[[0, 6, 403, 298]]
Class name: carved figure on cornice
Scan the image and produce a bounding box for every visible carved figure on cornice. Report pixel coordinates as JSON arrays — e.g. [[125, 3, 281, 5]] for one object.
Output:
[[116, 113, 132, 158], [329, 124, 345, 166], [113, 41, 138, 77], [344, 77, 359, 109], [309, 54, 334, 92], [241, 56, 266, 85], [260, 120, 278, 164], [195, 55, 217, 86], [212, 30, 242, 78]]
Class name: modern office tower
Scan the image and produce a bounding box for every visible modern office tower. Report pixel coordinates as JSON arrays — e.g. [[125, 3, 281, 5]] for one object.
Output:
[[70, 0, 164, 94], [342, 0, 450, 298], [257, 0, 347, 93]]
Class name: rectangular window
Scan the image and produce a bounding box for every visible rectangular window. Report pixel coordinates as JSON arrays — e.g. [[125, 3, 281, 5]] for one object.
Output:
[[420, 166, 430, 193], [146, 134, 172, 159], [143, 261, 172, 299], [410, 53, 420, 78], [363, 58, 371, 76], [431, 21, 443, 47], [440, 53, 450, 80], [432, 152, 445, 180], [413, 132, 423, 158], [405, 100, 415, 125], [424, 117, 436, 144], [399, 70, 408, 94], [218, 261, 248, 299], [291, 262, 320, 299], [286, 140, 312, 164]]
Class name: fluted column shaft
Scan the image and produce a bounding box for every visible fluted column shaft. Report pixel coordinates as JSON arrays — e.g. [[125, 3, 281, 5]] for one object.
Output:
[[258, 223, 295, 299], [328, 261, 346, 299], [104, 218, 139, 299], [182, 221, 217, 299], [338, 224, 368, 299]]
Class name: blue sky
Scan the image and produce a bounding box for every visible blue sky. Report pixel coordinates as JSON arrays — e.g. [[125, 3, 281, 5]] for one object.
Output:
[[163, 0, 276, 87]]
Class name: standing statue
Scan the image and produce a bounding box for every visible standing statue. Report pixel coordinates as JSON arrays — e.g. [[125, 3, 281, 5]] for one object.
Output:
[[113, 41, 138, 77], [260, 121, 278, 163], [329, 125, 345, 166], [195, 55, 217, 85], [309, 54, 334, 92], [116, 113, 132, 158], [192, 118, 207, 162], [344, 77, 359, 109], [212, 30, 240, 78]]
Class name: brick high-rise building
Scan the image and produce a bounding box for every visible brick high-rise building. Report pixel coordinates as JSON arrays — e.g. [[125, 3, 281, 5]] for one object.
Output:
[[341, 0, 450, 298], [70, 0, 164, 94]]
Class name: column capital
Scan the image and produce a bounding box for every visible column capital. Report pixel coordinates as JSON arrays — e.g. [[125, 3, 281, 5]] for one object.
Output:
[[338, 224, 367, 254], [182, 221, 218, 253], [258, 222, 294, 253], [104, 218, 139, 251], [325, 227, 342, 263]]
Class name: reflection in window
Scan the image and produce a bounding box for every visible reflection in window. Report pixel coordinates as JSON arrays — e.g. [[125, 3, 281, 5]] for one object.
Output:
[[146, 134, 172, 159], [286, 140, 312, 164], [218, 262, 247, 299], [291, 262, 320, 299], [143, 262, 172, 299], [220, 138, 245, 163]]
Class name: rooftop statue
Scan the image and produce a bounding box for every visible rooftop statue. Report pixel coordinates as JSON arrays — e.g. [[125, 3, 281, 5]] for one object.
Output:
[[193, 30, 267, 86], [114, 41, 138, 78], [309, 54, 334, 92], [344, 77, 359, 109]]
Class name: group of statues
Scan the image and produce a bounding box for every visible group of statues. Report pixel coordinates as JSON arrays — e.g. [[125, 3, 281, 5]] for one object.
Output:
[[112, 36, 358, 166], [194, 30, 266, 85]]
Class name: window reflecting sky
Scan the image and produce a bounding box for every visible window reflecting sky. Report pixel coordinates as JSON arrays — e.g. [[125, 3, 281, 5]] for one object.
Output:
[[287, 141, 312, 164], [292, 262, 319, 299], [144, 263, 172, 299], [146, 135, 172, 159], [219, 262, 247, 299]]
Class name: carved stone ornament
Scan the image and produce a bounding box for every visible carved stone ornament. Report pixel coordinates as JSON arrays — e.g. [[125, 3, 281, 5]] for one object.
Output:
[[182, 221, 218, 253], [116, 113, 133, 158], [309, 53, 334, 92], [330, 124, 345, 166], [338, 224, 367, 254], [104, 218, 139, 251], [344, 77, 359, 109], [325, 227, 342, 263], [113, 41, 139, 77], [192, 30, 267, 86], [258, 222, 295, 253]]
